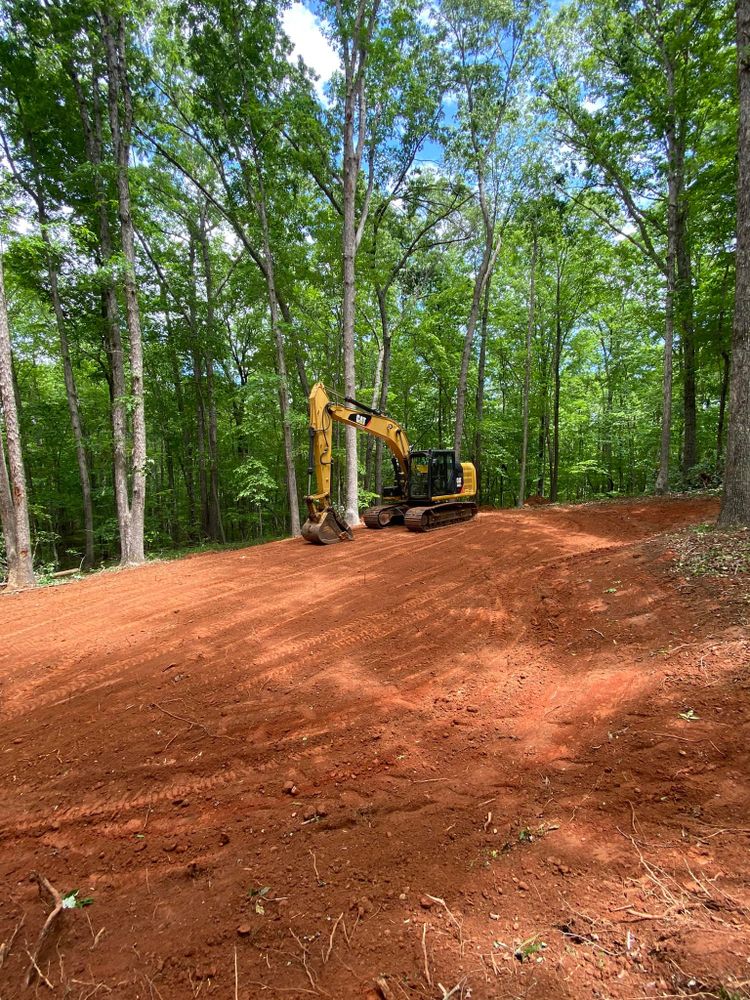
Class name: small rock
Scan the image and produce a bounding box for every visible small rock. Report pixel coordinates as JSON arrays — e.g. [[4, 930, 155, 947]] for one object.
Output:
[[517, 881, 529, 892], [466, 705, 479, 714], [219, 832, 230, 846], [163, 842, 177, 853], [237, 924, 252, 937], [283, 780, 297, 795], [302, 806, 317, 821], [419, 896, 433, 909]]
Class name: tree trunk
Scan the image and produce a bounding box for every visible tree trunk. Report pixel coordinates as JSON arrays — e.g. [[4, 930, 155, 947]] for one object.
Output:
[[47, 252, 95, 568], [474, 277, 492, 501], [0, 255, 35, 590], [550, 264, 563, 502], [71, 62, 132, 561], [342, 81, 360, 526], [11, 123, 95, 568], [0, 421, 19, 583], [374, 285, 392, 499], [248, 139, 301, 537], [719, 0, 750, 525], [197, 213, 225, 542], [102, 12, 146, 564], [454, 245, 492, 459], [717, 349, 730, 465], [363, 325, 384, 493], [655, 158, 678, 495], [677, 224, 697, 479], [518, 232, 536, 507]]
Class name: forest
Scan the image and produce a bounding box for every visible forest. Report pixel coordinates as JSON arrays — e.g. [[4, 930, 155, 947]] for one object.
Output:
[[0, 0, 744, 584]]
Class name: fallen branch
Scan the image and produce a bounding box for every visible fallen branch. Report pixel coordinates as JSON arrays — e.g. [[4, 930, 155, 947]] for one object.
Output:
[[309, 850, 325, 887], [151, 701, 236, 742], [0, 915, 23, 970], [25, 948, 54, 990], [26, 874, 65, 987], [423, 894, 465, 954], [421, 923, 432, 987], [324, 913, 343, 963]]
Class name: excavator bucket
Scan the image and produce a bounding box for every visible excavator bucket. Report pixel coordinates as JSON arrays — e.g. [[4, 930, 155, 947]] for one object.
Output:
[[301, 509, 354, 545]]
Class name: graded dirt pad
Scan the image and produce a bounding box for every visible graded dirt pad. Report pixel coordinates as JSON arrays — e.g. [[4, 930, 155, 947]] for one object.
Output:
[[1, 497, 749, 1000]]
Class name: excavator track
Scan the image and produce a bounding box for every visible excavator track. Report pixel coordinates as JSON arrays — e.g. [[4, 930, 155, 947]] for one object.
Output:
[[362, 504, 407, 529], [404, 502, 478, 533]]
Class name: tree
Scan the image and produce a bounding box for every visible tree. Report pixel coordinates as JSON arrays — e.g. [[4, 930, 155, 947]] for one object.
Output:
[[0, 252, 35, 589], [544, 0, 734, 491], [719, 0, 750, 526], [444, 0, 534, 460]]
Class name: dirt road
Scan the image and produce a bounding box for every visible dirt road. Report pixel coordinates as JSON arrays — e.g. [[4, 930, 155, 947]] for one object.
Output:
[[1, 497, 749, 999]]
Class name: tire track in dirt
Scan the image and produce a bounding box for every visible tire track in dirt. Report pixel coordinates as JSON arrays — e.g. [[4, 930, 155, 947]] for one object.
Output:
[[1, 496, 734, 1000]]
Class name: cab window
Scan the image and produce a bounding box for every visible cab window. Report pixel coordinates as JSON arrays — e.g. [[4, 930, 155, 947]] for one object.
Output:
[[431, 452, 454, 496]]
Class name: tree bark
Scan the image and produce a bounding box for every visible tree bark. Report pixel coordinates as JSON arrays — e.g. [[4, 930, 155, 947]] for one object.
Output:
[[719, 0, 750, 525], [677, 220, 697, 478], [339, 1, 379, 526], [247, 137, 301, 537], [454, 240, 496, 459], [342, 76, 361, 526], [0, 255, 35, 590], [473, 277, 492, 501], [550, 262, 563, 502], [363, 326, 384, 493], [373, 285, 392, 499], [717, 349, 730, 465], [102, 12, 147, 564], [655, 164, 677, 496], [70, 61, 133, 560], [196, 211, 225, 542], [518, 231, 536, 507]]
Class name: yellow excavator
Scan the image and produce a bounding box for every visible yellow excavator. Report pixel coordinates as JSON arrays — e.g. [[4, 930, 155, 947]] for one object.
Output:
[[301, 382, 477, 544]]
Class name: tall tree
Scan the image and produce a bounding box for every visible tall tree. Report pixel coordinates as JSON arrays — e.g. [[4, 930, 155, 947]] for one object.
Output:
[[328, 0, 381, 526], [445, 0, 533, 459], [719, 0, 750, 526], [0, 253, 35, 589]]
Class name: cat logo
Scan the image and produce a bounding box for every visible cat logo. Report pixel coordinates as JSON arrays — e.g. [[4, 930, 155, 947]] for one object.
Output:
[[349, 413, 371, 427]]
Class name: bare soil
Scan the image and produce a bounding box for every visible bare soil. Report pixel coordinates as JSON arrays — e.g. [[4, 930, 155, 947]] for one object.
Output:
[[1, 497, 749, 1000]]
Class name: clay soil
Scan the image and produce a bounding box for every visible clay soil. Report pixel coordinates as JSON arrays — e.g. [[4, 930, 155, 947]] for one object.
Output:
[[1, 497, 750, 1000]]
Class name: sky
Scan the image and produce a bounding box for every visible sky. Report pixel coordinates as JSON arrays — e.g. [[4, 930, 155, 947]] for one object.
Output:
[[281, 2, 339, 100]]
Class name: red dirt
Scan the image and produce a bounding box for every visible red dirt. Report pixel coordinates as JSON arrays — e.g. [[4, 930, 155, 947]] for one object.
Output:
[[1, 496, 749, 1000]]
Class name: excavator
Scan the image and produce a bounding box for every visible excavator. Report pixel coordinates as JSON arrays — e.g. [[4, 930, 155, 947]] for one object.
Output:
[[301, 382, 477, 544]]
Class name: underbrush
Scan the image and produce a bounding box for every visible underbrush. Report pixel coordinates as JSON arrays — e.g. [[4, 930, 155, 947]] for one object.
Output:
[[670, 523, 750, 577]]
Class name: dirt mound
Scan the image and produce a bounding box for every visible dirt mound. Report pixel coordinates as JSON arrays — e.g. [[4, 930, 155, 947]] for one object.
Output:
[[1, 496, 749, 999]]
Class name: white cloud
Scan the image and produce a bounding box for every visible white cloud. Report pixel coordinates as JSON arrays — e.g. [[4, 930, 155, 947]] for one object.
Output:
[[582, 96, 605, 114], [282, 3, 340, 100]]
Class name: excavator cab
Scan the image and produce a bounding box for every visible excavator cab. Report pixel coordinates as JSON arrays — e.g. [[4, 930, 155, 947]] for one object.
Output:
[[408, 450, 464, 502]]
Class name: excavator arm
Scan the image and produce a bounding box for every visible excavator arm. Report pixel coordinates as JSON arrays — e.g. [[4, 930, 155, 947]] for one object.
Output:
[[302, 382, 410, 544]]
